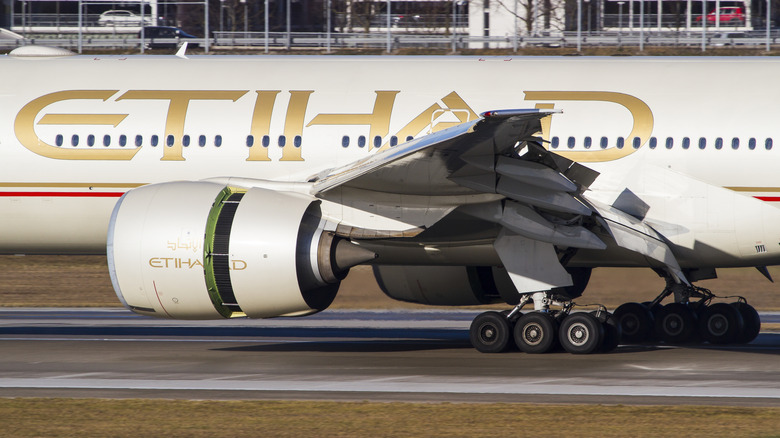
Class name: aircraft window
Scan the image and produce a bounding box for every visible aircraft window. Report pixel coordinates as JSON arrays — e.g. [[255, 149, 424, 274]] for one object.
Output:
[[715, 138, 723, 150], [341, 136, 349, 148], [632, 137, 641, 149], [698, 137, 706, 150], [182, 135, 190, 147], [215, 136, 222, 147], [166, 135, 174, 147], [766, 138, 773, 150], [682, 137, 690, 149], [731, 138, 739, 149], [55, 134, 63, 147], [103, 135, 111, 147], [583, 137, 592, 149], [406, 136, 414, 142], [373, 136, 382, 148], [649, 137, 657, 149], [71, 135, 79, 147], [119, 135, 127, 147], [551, 137, 559, 149], [246, 135, 254, 147], [262, 135, 270, 147], [390, 136, 398, 146], [358, 136, 366, 148], [278, 135, 286, 147], [567, 136, 575, 149], [87, 135, 95, 147], [294, 136, 302, 148], [616, 137, 624, 149], [665, 137, 673, 149], [198, 135, 206, 147], [151, 135, 158, 147], [600, 137, 608, 149], [135, 135, 143, 147], [749, 138, 756, 150]]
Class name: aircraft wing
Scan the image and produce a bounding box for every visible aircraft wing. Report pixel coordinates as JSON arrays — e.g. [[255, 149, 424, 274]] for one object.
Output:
[[309, 109, 568, 197], [308, 108, 687, 292]]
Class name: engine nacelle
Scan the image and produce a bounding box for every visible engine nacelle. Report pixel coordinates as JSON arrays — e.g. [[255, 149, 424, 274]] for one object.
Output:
[[372, 265, 521, 306], [108, 182, 374, 319]]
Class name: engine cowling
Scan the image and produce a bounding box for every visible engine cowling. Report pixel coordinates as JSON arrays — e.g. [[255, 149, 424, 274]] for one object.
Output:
[[107, 182, 374, 319], [372, 265, 521, 306]]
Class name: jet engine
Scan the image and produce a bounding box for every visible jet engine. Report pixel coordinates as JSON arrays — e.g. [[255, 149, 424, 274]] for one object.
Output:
[[107, 182, 375, 319]]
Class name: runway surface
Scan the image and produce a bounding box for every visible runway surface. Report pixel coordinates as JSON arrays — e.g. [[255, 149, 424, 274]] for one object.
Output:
[[1, 308, 779, 406]]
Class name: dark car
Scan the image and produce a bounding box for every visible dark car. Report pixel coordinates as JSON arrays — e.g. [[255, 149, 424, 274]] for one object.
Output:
[[140, 26, 199, 50]]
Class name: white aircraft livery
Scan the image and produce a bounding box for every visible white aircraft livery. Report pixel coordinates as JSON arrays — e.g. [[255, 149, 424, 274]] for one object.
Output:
[[0, 51, 775, 354]]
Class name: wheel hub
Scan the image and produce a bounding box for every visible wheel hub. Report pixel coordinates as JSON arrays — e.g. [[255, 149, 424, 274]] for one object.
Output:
[[707, 314, 728, 336], [662, 314, 684, 336], [567, 322, 590, 346], [622, 314, 639, 335], [480, 324, 498, 344], [522, 323, 543, 346]]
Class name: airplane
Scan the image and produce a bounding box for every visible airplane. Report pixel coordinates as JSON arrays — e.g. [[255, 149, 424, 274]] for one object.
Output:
[[1, 48, 775, 355]]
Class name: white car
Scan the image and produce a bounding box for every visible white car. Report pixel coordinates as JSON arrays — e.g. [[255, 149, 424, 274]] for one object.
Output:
[[98, 10, 152, 27]]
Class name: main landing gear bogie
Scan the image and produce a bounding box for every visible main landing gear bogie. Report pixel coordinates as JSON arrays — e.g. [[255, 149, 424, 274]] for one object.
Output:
[[612, 286, 761, 347], [469, 292, 622, 355]]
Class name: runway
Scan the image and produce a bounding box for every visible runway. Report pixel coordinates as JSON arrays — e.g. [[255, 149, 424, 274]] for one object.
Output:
[[1, 308, 779, 406]]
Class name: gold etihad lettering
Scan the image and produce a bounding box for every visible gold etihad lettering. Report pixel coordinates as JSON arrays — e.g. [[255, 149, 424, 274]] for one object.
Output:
[[15, 89, 653, 164], [246, 90, 280, 162], [524, 91, 654, 162], [307, 91, 399, 151], [117, 90, 248, 161], [14, 90, 140, 160], [148, 257, 247, 270]]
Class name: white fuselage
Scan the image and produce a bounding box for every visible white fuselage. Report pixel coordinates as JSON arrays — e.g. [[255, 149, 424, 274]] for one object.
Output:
[[2, 55, 780, 269]]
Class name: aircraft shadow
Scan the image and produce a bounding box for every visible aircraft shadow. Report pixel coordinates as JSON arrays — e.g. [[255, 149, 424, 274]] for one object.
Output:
[[217, 339, 473, 353]]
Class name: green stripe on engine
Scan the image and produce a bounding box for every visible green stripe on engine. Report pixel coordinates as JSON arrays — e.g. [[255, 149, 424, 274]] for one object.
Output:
[[203, 186, 243, 318]]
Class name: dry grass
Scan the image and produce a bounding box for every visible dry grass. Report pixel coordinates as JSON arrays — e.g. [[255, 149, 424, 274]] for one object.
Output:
[[2, 398, 780, 438], [2, 255, 780, 310]]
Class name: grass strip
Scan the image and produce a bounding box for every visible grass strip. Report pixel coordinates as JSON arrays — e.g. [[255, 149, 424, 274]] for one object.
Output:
[[3, 398, 780, 437]]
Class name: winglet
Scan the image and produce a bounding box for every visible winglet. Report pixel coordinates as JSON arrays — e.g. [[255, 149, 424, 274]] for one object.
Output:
[[176, 42, 189, 59]]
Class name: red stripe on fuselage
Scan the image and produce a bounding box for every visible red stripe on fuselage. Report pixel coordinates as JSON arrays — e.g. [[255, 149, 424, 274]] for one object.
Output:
[[0, 191, 124, 197]]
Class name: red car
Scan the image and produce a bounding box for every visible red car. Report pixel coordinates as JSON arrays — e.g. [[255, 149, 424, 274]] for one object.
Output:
[[696, 7, 746, 25]]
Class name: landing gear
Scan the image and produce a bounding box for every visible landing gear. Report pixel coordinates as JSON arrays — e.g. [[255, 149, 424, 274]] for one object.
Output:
[[559, 313, 603, 354], [514, 312, 558, 354], [731, 300, 760, 344], [698, 302, 744, 344], [469, 311, 513, 353], [613, 302, 655, 343], [467, 281, 761, 354], [469, 291, 619, 355], [613, 280, 761, 347], [655, 302, 698, 344]]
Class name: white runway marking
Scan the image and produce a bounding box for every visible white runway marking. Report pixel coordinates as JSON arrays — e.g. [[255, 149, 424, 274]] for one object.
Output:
[[0, 377, 777, 400]]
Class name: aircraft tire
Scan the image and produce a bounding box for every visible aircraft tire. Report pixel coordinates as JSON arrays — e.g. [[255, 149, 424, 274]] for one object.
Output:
[[559, 313, 604, 354], [731, 302, 761, 344], [614, 302, 654, 344], [470, 311, 512, 353], [514, 312, 558, 354], [654, 303, 698, 344], [698, 302, 744, 344]]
